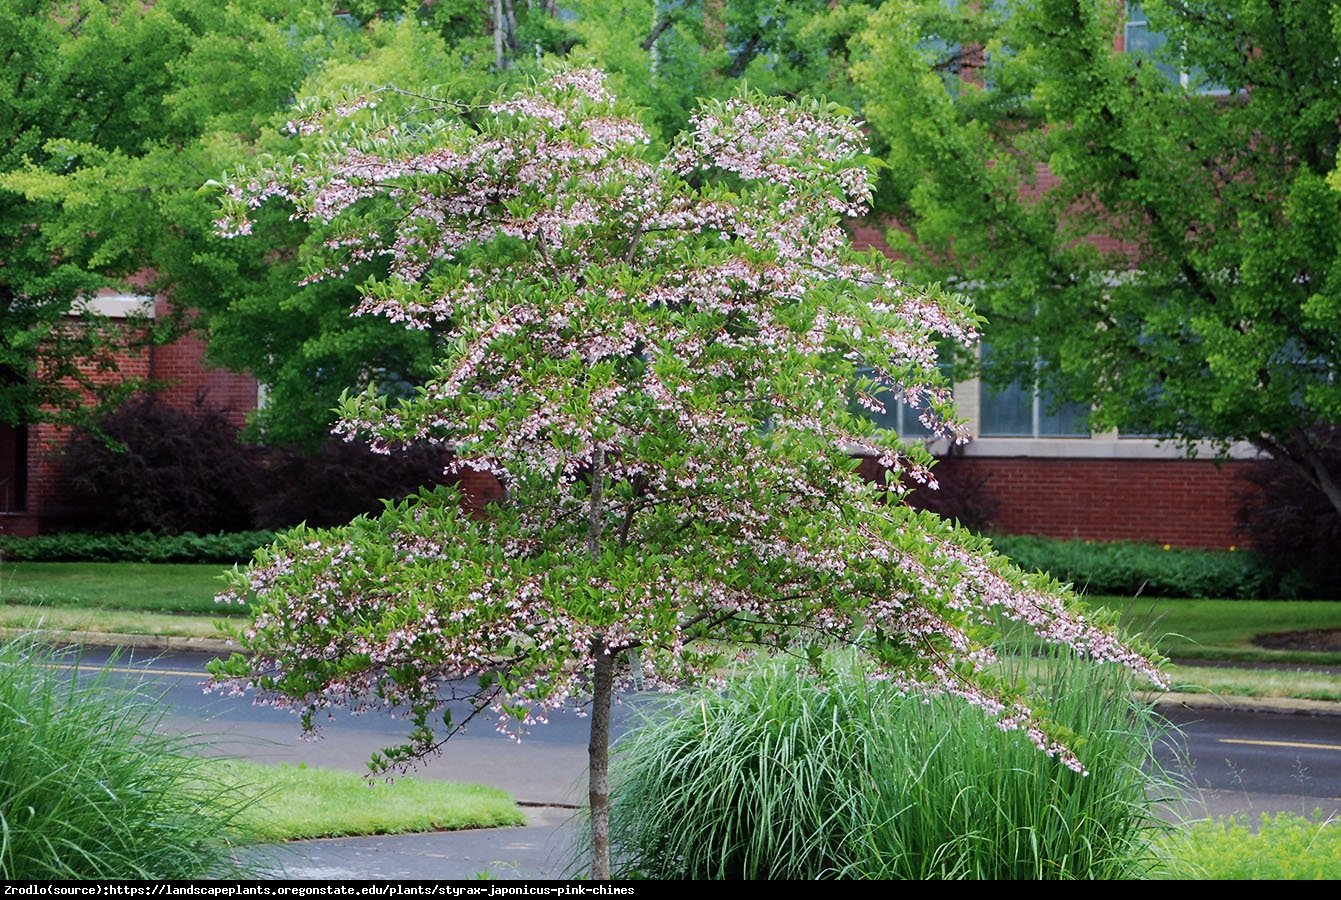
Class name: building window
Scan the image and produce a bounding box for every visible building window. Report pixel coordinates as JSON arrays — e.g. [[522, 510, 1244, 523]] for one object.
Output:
[[978, 345, 1088, 438], [1123, 2, 1228, 94], [852, 368, 938, 438], [864, 393, 936, 438]]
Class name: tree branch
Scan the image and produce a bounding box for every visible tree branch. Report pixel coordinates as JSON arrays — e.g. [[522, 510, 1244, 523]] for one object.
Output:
[[727, 33, 762, 79], [641, 17, 675, 52]]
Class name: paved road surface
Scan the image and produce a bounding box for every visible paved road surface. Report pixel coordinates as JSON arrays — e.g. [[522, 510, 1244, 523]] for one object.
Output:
[[55, 647, 1341, 879], [1157, 704, 1341, 822]]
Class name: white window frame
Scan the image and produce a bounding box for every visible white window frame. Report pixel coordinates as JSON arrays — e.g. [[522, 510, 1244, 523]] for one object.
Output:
[[1123, 2, 1232, 96]]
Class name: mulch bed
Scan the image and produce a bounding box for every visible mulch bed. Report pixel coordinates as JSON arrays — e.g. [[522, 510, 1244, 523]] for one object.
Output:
[[1253, 629, 1341, 652]]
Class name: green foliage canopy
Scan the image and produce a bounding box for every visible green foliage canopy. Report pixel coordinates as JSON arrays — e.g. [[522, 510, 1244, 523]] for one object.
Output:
[[855, 0, 1341, 513]]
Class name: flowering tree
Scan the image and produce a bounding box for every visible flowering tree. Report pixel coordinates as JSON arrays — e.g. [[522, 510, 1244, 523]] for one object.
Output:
[[209, 68, 1163, 878]]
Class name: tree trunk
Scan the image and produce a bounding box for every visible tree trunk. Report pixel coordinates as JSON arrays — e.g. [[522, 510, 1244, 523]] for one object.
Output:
[[1255, 432, 1341, 522], [587, 446, 605, 556], [1301, 440, 1341, 521], [493, 0, 508, 70], [588, 644, 615, 879], [502, 0, 519, 52], [586, 445, 612, 877]]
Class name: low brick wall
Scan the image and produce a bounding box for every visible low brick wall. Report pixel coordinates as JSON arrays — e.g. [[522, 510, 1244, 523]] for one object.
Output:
[[939, 457, 1254, 549]]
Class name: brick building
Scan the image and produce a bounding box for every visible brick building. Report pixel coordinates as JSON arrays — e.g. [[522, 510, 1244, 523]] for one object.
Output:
[[1, 293, 259, 536], [843, 1, 1259, 551]]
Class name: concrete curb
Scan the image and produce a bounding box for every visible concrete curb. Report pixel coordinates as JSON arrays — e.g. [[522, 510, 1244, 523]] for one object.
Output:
[[0, 626, 236, 655]]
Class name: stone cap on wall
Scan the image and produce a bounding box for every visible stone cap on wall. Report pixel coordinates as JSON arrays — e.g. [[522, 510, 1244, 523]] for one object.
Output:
[[72, 293, 155, 319]]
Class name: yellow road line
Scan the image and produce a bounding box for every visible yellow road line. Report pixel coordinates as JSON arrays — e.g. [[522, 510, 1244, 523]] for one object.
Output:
[[43, 663, 205, 679], [1219, 738, 1341, 753]]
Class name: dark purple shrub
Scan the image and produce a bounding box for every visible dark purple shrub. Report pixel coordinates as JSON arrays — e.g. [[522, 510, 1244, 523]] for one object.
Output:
[[61, 396, 262, 534], [1237, 427, 1341, 597]]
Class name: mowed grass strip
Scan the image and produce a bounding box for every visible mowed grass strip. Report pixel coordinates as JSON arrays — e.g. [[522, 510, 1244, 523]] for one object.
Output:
[[1109, 597, 1341, 666], [0, 605, 242, 639], [214, 761, 526, 841], [0, 562, 235, 614], [1163, 665, 1341, 703]]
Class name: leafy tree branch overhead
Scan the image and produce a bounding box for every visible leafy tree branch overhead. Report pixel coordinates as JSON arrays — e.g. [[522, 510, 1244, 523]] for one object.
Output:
[[0, 2, 426, 440], [0, 0, 185, 427], [0, 0, 879, 441]]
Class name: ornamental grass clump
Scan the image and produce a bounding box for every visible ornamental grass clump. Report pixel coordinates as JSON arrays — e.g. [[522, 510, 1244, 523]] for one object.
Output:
[[599, 651, 1176, 880], [0, 638, 258, 879]]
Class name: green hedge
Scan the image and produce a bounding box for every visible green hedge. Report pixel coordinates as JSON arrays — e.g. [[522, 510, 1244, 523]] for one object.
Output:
[[0, 531, 275, 564], [989, 535, 1283, 599], [0, 529, 1307, 598]]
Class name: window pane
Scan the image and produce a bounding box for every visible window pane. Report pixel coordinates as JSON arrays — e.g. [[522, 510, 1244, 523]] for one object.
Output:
[[850, 366, 895, 430], [979, 379, 1034, 436], [899, 401, 934, 438], [1186, 63, 1230, 95], [1124, 5, 1180, 84], [1038, 391, 1089, 436], [851, 366, 946, 438], [854, 395, 899, 432], [852, 390, 937, 438]]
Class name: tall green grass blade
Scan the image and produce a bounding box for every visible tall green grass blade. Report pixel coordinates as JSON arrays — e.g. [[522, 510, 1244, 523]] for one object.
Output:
[[0, 637, 262, 879]]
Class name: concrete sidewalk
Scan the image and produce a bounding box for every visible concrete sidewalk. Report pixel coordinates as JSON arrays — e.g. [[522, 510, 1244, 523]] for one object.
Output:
[[246, 807, 580, 881]]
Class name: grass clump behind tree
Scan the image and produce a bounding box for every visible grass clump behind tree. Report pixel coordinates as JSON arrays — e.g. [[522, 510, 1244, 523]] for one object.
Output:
[[0, 638, 258, 879], [596, 650, 1176, 880]]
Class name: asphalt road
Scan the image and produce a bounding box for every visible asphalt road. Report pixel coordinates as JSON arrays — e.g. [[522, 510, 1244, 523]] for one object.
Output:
[[58, 647, 1341, 821], [1157, 704, 1341, 822]]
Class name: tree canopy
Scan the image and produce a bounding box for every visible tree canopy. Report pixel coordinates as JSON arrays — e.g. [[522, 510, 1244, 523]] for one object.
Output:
[[0, 2, 420, 440], [0, 0, 192, 426], [854, 0, 1341, 512], [207, 67, 1162, 878]]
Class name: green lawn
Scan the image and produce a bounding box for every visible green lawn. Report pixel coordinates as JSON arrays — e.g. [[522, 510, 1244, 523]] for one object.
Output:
[[1106, 597, 1341, 665], [217, 761, 525, 841], [0, 562, 232, 615], [1164, 664, 1341, 702]]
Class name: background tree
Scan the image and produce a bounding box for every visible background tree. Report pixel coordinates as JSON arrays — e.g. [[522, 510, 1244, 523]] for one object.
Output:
[[0, 1, 447, 444], [209, 68, 1162, 878], [853, 0, 1341, 515], [0, 0, 193, 427], [3, 0, 882, 444], [562, 0, 875, 146]]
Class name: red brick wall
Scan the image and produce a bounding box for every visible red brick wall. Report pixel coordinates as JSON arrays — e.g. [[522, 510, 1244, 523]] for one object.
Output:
[[3, 301, 259, 533], [444, 457, 1253, 551], [147, 335, 257, 428], [456, 468, 504, 515], [939, 457, 1254, 549], [19, 320, 158, 530]]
